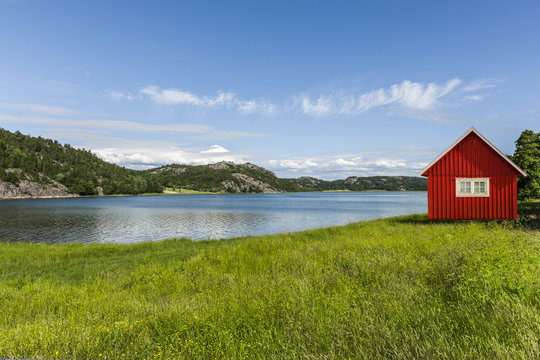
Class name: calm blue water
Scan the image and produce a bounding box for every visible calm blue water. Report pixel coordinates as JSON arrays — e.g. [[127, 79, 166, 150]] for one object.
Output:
[[0, 192, 426, 244]]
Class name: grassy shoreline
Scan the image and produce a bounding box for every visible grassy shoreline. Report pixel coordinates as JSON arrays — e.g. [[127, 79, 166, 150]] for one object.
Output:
[[0, 209, 538, 359], [0, 189, 428, 200], [99, 189, 426, 197]]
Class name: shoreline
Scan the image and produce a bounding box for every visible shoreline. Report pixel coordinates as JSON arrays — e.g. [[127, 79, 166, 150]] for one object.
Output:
[[0, 189, 428, 200]]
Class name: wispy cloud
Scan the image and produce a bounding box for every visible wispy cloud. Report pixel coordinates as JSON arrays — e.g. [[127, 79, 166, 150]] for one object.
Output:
[[388, 107, 457, 124], [463, 94, 486, 102], [107, 77, 496, 119], [110, 85, 277, 116], [0, 114, 268, 139], [461, 78, 501, 92], [140, 85, 212, 106], [456, 78, 503, 104], [0, 103, 77, 116], [106, 90, 135, 101], [298, 79, 463, 116]]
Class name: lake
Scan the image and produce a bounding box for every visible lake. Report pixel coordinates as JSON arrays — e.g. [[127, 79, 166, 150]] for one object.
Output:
[[0, 192, 427, 244]]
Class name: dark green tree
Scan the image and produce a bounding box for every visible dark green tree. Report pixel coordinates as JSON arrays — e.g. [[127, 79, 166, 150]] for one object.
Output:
[[511, 129, 540, 199]]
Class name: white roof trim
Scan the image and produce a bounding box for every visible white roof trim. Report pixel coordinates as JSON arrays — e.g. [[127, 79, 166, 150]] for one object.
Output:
[[418, 127, 527, 177]]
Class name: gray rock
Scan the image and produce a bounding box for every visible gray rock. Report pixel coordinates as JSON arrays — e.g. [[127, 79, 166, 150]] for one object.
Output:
[[0, 180, 78, 199], [220, 173, 281, 193], [209, 161, 235, 170]]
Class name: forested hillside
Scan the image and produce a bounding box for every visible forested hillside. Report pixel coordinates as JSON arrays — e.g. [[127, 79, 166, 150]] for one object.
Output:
[[0, 129, 162, 195], [147, 162, 300, 193], [0, 128, 427, 197], [285, 175, 428, 192]]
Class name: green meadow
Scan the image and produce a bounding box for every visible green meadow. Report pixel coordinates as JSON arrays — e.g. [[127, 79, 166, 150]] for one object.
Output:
[[0, 205, 538, 359]]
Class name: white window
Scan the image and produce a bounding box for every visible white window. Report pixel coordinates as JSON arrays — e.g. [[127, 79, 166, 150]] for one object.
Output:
[[456, 178, 489, 197]]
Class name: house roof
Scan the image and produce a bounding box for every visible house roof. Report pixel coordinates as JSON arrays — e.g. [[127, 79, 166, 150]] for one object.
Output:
[[418, 127, 527, 177]]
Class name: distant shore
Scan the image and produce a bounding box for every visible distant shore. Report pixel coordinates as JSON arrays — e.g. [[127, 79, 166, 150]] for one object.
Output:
[[0, 188, 429, 200]]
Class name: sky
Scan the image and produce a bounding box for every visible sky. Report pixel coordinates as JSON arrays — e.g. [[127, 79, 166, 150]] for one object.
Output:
[[0, 0, 539, 179]]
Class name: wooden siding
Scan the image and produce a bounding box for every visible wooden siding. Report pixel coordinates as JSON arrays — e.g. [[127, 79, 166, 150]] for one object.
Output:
[[425, 133, 520, 220]]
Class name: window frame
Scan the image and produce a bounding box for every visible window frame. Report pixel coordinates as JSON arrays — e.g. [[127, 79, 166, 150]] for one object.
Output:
[[455, 178, 490, 197]]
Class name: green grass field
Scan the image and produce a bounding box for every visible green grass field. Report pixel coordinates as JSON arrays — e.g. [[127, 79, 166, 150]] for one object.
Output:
[[162, 188, 216, 195], [0, 206, 538, 359]]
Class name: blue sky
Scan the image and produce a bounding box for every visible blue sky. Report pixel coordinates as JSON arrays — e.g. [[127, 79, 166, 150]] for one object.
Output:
[[0, 0, 538, 179]]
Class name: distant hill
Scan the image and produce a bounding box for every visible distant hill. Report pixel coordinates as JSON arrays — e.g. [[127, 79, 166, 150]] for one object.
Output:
[[0, 128, 426, 198], [146, 162, 299, 193], [288, 175, 428, 192]]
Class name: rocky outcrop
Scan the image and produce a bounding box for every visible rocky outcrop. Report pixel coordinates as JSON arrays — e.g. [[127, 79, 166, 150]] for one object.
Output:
[[221, 173, 281, 193], [208, 161, 277, 175], [344, 176, 361, 185], [0, 180, 77, 199], [150, 166, 187, 174], [209, 161, 235, 170], [296, 176, 322, 188], [241, 163, 276, 176]]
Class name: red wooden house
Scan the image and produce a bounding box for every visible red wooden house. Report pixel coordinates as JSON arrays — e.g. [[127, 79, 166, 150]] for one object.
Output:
[[418, 127, 526, 220]]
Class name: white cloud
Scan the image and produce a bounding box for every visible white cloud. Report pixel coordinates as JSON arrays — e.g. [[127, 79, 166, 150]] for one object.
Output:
[[201, 145, 229, 153], [269, 157, 407, 171], [463, 94, 486, 102], [106, 90, 135, 101], [301, 96, 332, 116], [108, 77, 494, 119], [333, 158, 357, 167], [236, 100, 276, 115], [410, 162, 429, 170], [373, 159, 407, 168], [268, 159, 318, 169], [139, 85, 208, 106], [109, 85, 277, 116], [266, 153, 426, 179], [299, 79, 463, 116]]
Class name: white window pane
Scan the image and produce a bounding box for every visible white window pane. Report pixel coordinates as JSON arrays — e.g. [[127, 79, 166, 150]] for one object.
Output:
[[460, 182, 471, 193], [474, 181, 485, 193]]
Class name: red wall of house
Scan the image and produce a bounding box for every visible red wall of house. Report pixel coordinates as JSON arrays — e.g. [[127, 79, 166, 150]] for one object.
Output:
[[425, 133, 519, 220]]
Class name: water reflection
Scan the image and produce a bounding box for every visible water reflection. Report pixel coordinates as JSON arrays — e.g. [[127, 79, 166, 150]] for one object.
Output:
[[0, 192, 427, 244]]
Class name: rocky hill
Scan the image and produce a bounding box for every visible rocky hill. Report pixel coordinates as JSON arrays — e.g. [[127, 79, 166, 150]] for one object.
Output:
[[0, 128, 427, 198], [146, 162, 298, 193]]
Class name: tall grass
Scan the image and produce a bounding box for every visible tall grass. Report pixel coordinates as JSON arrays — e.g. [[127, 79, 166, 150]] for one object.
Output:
[[0, 213, 538, 359]]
